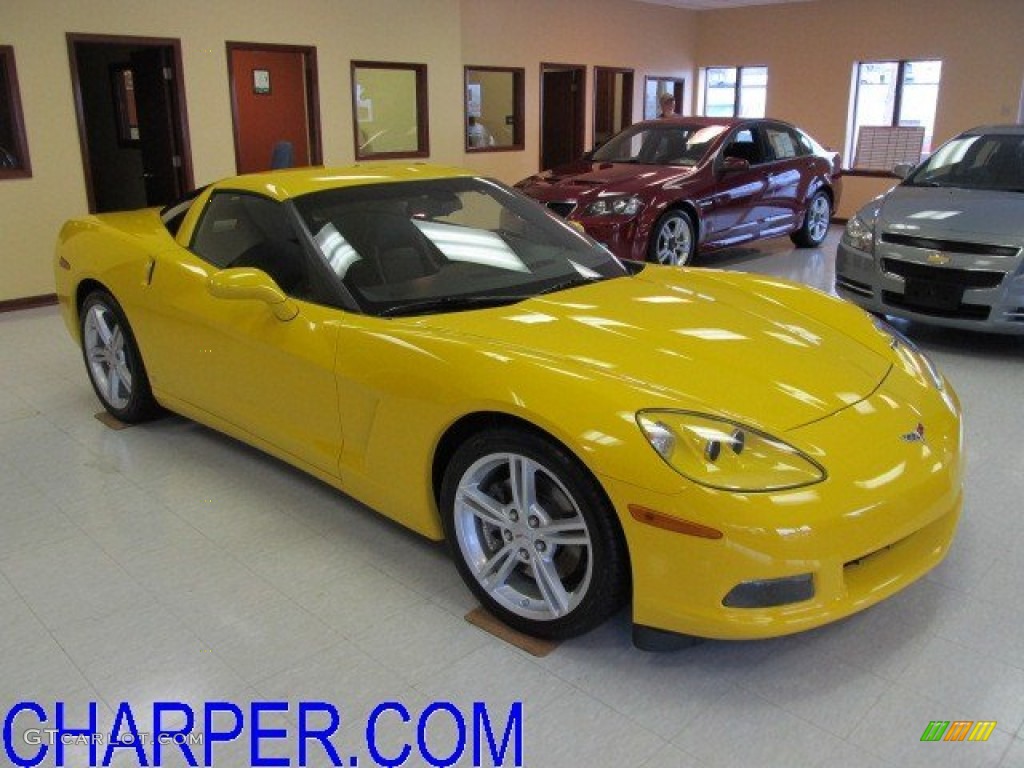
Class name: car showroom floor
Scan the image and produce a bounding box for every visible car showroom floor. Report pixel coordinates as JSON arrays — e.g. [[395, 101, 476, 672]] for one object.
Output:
[[1, 226, 1023, 768]]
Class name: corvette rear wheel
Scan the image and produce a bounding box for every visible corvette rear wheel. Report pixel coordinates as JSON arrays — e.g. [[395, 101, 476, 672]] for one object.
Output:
[[441, 428, 629, 640], [80, 290, 160, 423], [648, 209, 695, 266]]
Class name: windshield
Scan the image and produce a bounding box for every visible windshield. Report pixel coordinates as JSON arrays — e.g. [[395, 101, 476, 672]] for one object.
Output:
[[906, 133, 1024, 191], [591, 123, 728, 166], [292, 176, 629, 316]]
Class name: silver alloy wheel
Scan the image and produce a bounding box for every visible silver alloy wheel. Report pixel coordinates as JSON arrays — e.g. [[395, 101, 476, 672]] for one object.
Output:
[[83, 303, 132, 410], [806, 194, 830, 243], [453, 452, 594, 621], [654, 213, 693, 266]]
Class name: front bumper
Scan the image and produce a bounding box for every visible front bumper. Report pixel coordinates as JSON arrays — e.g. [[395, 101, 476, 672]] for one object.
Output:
[[836, 241, 1024, 335], [604, 373, 963, 640]]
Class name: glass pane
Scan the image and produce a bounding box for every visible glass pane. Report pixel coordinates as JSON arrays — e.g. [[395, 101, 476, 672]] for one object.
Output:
[[853, 61, 897, 138], [704, 67, 736, 117], [644, 77, 684, 120], [737, 66, 767, 118], [898, 60, 942, 154], [0, 46, 30, 176], [465, 67, 522, 150], [353, 65, 424, 157]]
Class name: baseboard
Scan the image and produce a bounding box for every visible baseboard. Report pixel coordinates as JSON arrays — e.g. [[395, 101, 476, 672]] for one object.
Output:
[[0, 293, 58, 313]]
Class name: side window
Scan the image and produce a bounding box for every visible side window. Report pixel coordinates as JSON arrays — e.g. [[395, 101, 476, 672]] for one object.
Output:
[[765, 125, 800, 161], [723, 127, 764, 165], [191, 192, 312, 298]]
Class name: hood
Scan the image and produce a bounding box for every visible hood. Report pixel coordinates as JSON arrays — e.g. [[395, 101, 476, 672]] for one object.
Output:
[[879, 185, 1024, 245], [522, 160, 697, 198], [416, 269, 891, 433]]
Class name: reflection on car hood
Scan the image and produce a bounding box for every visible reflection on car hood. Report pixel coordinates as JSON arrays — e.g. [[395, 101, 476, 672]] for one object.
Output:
[[529, 160, 697, 193], [880, 186, 1024, 244], [419, 269, 890, 433]]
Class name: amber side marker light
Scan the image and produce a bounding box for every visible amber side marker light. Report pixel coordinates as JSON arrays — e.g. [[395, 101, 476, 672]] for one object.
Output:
[[628, 504, 723, 539]]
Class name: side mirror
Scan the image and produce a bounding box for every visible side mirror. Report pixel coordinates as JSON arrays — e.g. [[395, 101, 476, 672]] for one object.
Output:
[[721, 156, 750, 173], [207, 268, 298, 321], [892, 162, 915, 179]]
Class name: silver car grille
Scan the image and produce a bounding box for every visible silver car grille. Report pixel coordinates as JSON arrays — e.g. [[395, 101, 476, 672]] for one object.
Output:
[[880, 232, 1020, 258]]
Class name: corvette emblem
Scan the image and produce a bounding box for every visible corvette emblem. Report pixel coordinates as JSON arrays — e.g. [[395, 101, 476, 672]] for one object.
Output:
[[901, 423, 927, 443], [926, 251, 951, 266]]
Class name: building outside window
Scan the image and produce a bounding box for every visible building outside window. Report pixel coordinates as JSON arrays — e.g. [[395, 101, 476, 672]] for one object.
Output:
[[849, 59, 942, 170], [702, 66, 766, 118]]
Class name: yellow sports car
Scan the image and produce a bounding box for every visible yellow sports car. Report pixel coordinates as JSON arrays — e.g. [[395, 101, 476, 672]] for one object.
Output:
[[55, 164, 963, 649]]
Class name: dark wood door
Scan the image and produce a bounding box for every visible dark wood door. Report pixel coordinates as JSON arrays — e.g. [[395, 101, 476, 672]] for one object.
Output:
[[131, 47, 181, 206], [541, 67, 584, 171]]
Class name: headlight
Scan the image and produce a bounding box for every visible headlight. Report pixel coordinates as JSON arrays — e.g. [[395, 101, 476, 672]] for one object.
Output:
[[584, 195, 642, 217], [637, 410, 825, 492], [871, 315, 945, 391], [841, 213, 876, 254]]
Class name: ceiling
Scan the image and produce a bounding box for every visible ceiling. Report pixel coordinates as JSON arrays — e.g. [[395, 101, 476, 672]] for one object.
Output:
[[635, 0, 816, 10]]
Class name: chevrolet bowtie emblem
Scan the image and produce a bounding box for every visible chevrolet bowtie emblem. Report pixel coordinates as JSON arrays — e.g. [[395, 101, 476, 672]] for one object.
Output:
[[926, 251, 951, 266], [901, 423, 927, 443]]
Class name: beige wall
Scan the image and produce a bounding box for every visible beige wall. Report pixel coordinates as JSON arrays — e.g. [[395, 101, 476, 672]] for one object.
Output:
[[695, 0, 1024, 217], [0, 0, 466, 303], [458, 0, 697, 182], [2, 0, 1021, 302]]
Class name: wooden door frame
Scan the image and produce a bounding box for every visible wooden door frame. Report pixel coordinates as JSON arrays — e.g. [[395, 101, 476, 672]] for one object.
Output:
[[226, 41, 322, 173], [66, 33, 194, 213]]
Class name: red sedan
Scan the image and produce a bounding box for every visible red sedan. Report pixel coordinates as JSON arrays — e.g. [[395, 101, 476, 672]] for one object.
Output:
[[515, 117, 842, 266]]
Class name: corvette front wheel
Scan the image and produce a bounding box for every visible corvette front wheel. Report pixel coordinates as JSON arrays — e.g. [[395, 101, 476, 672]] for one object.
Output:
[[441, 428, 629, 640], [80, 289, 160, 423]]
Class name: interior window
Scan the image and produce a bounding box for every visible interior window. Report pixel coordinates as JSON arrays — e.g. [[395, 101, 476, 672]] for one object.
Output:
[[0, 46, 31, 179], [191, 191, 312, 298], [464, 66, 525, 151], [351, 61, 429, 160]]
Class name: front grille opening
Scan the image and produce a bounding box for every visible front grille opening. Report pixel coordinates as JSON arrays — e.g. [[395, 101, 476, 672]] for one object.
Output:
[[881, 259, 1005, 289], [880, 232, 1019, 258], [882, 290, 991, 320]]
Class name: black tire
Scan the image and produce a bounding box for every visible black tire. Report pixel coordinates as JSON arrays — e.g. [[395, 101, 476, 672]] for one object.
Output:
[[79, 289, 161, 423], [648, 208, 696, 266], [440, 427, 629, 640], [790, 189, 831, 247]]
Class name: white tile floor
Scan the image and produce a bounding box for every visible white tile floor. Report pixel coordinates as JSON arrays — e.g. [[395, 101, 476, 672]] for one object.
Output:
[[2, 227, 1023, 767]]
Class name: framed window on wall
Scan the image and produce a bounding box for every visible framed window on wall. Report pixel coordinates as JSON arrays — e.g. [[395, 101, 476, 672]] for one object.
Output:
[[0, 45, 32, 179], [464, 66, 525, 152], [848, 60, 942, 170], [701, 66, 767, 118], [644, 76, 685, 119], [351, 61, 429, 160]]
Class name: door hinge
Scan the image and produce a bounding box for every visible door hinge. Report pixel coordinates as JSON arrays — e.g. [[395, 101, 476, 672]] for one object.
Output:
[[162, 66, 173, 81]]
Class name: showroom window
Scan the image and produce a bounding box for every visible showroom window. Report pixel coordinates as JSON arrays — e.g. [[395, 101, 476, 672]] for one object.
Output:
[[644, 76, 685, 120], [351, 61, 429, 160], [848, 60, 942, 171], [701, 66, 767, 118], [0, 45, 32, 179], [464, 65, 525, 152]]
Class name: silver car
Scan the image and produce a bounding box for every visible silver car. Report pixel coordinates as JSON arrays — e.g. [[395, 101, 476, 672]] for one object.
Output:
[[836, 124, 1024, 334]]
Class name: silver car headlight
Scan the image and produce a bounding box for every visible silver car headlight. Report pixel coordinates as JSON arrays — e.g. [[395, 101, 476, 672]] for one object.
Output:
[[841, 213, 876, 254], [637, 410, 825, 492], [584, 195, 642, 217]]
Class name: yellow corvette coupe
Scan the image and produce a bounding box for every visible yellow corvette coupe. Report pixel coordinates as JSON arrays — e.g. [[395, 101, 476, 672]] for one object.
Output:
[[55, 164, 962, 649]]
